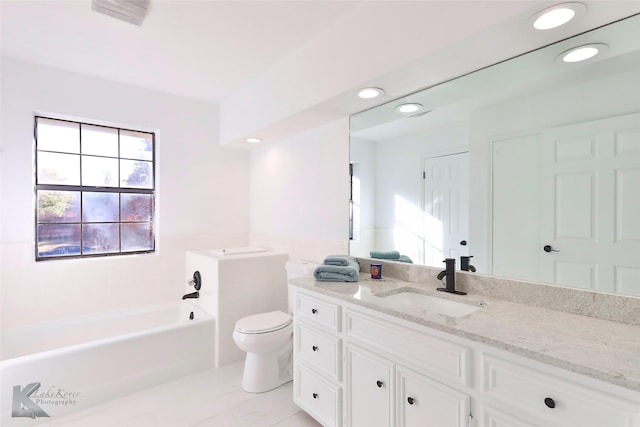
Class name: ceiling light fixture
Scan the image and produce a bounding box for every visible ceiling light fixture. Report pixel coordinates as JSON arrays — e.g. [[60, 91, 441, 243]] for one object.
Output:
[[395, 103, 423, 114], [246, 137, 262, 143], [559, 43, 607, 63], [357, 88, 384, 99], [531, 2, 585, 30]]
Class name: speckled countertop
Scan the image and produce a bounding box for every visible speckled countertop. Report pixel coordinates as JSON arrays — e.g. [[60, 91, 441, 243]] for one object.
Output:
[[290, 275, 640, 393]]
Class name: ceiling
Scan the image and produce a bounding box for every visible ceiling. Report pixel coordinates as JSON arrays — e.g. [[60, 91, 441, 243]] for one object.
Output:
[[0, 0, 359, 103]]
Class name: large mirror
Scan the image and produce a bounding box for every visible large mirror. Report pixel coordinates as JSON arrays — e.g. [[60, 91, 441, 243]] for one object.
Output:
[[349, 13, 640, 297]]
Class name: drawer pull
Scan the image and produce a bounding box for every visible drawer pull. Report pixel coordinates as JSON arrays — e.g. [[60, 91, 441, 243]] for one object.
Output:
[[312, 345, 318, 352], [407, 397, 415, 405], [311, 308, 318, 314], [312, 393, 318, 399], [376, 380, 383, 388], [544, 397, 556, 409]]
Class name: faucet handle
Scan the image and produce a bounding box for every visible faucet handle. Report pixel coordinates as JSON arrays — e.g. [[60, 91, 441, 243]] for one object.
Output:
[[188, 271, 202, 290]]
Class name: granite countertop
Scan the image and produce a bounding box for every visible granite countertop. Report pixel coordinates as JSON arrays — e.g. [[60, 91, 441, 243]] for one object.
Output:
[[290, 275, 640, 393]]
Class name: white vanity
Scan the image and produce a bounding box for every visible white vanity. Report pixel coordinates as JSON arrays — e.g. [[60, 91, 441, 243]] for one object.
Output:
[[290, 264, 640, 427]]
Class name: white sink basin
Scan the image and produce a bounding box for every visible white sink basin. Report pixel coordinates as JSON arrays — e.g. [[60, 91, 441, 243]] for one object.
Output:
[[380, 291, 483, 318]]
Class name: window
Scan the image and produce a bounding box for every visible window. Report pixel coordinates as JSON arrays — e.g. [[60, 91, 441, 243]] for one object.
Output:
[[35, 117, 155, 260]]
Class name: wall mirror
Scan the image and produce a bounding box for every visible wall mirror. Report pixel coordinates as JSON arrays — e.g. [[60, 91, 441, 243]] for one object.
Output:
[[349, 13, 640, 297]]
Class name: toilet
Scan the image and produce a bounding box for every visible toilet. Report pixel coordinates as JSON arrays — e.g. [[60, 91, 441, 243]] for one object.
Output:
[[232, 260, 317, 393]]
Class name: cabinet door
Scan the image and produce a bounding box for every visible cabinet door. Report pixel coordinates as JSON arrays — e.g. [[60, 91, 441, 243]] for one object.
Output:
[[346, 344, 394, 427], [482, 405, 542, 427], [397, 366, 470, 427]]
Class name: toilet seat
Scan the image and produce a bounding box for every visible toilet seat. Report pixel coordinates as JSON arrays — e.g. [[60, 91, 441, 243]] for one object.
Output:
[[235, 310, 292, 334]]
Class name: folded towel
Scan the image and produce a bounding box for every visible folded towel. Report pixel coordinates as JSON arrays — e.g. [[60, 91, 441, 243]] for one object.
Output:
[[370, 250, 400, 260], [398, 255, 413, 263], [323, 254, 355, 266], [314, 265, 360, 282]]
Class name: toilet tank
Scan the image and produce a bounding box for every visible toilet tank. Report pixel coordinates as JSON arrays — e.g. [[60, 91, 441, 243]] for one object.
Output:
[[286, 261, 318, 314]]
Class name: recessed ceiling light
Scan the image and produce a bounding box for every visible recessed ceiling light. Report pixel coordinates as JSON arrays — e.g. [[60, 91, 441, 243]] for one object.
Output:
[[357, 88, 384, 99], [246, 137, 262, 143], [531, 2, 585, 30], [395, 103, 423, 114], [559, 43, 607, 63]]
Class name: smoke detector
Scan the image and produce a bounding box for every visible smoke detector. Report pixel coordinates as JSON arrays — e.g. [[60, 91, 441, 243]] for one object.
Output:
[[92, 0, 150, 26]]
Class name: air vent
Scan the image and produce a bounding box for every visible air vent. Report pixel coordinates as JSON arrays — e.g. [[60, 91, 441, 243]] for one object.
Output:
[[92, 0, 150, 26]]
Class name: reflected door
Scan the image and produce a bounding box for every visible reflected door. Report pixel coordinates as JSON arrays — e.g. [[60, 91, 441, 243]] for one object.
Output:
[[423, 152, 469, 267], [540, 112, 640, 295]]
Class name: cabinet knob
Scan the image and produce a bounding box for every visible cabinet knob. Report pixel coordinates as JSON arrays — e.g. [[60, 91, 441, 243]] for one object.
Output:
[[407, 397, 415, 405], [312, 345, 318, 352], [544, 397, 556, 409], [312, 393, 318, 399], [311, 308, 318, 314], [543, 245, 559, 253], [376, 380, 383, 388]]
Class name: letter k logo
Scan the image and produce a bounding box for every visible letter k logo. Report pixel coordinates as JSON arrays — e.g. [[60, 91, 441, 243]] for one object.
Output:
[[12, 382, 50, 418]]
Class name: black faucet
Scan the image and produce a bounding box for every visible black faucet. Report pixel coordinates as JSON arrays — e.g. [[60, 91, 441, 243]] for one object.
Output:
[[182, 271, 202, 299], [460, 256, 476, 272], [437, 258, 466, 295], [182, 291, 199, 299]]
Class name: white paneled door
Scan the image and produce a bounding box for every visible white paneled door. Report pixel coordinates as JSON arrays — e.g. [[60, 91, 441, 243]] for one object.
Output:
[[423, 152, 470, 267], [539, 112, 640, 295]]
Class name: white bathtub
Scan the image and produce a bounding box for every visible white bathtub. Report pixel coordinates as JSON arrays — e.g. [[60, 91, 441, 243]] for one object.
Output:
[[0, 302, 215, 426]]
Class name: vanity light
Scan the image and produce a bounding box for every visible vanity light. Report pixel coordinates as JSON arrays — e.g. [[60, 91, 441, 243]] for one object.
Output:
[[246, 137, 262, 143], [395, 103, 423, 114], [531, 2, 585, 30], [357, 87, 384, 99], [559, 43, 607, 63]]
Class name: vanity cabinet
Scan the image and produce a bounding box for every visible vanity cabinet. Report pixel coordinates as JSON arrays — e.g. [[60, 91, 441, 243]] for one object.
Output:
[[293, 293, 343, 427], [345, 344, 394, 426], [292, 287, 640, 427]]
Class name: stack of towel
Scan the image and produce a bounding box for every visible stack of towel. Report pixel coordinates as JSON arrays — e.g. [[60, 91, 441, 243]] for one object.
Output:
[[314, 255, 360, 282], [370, 250, 413, 263]]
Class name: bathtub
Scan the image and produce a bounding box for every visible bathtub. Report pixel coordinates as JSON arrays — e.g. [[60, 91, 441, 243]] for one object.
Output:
[[0, 302, 215, 426]]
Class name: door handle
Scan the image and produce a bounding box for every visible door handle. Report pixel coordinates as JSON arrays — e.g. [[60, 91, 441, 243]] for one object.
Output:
[[543, 245, 559, 253]]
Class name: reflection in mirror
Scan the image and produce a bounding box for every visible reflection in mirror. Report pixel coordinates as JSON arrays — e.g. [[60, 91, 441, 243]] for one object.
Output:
[[349, 13, 640, 296]]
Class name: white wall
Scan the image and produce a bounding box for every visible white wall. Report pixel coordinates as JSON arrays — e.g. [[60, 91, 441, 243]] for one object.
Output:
[[0, 59, 250, 331], [249, 119, 349, 262]]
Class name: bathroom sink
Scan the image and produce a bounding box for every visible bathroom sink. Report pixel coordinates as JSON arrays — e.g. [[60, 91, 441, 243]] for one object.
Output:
[[379, 291, 483, 318]]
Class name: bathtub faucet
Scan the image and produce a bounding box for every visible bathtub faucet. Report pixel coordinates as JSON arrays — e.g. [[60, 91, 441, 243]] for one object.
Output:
[[182, 291, 199, 300]]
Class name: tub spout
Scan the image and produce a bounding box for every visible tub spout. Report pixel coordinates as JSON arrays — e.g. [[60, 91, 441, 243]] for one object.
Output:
[[182, 291, 199, 300]]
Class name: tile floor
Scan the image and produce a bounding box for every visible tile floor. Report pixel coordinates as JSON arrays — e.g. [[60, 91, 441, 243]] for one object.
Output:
[[42, 363, 320, 427]]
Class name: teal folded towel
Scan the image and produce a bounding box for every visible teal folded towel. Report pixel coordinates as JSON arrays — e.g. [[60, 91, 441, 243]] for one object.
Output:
[[323, 255, 354, 266], [314, 265, 359, 282], [314, 256, 359, 282], [370, 250, 400, 260], [398, 255, 413, 263]]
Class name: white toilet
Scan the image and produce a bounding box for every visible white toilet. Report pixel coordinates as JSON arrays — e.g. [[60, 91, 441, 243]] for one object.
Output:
[[232, 261, 317, 393]]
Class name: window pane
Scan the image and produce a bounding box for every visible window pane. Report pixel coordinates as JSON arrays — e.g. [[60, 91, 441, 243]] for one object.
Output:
[[121, 194, 153, 222], [82, 156, 118, 187], [37, 224, 82, 257], [120, 130, 153, 160], [36, 118, 80, 154], [37, 152, 80, 185], [81, 124, 118, 157], [122, 223, 154, 252], [37, 191, 80, 223], [120, 160, 153, 188], [83, 223, 119, 254], [82, 192, 119, 222]]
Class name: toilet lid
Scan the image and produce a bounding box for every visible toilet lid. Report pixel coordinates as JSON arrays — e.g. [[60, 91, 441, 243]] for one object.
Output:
[[235, 310, 292, 334]]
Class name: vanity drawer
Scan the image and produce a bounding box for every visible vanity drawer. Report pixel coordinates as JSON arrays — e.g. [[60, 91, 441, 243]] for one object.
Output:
[[294, 363, 342, 427], [296, 321, 341, 381], [296, 293, 341, 332], [482, 354, 640, 427], [345, 308, 471, 387]]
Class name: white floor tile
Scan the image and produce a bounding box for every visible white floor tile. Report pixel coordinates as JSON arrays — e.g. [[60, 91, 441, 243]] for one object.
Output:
[[49, 363, 320, 427]]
